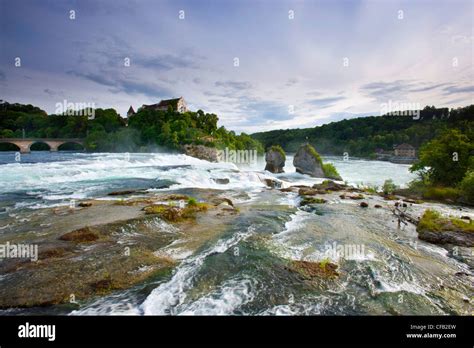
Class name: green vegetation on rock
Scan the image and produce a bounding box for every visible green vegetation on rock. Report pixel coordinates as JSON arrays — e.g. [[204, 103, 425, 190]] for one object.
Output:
[[418, 209, 474, 233], [303, 143, 322, 163], [268, 144, 286, 161], [143, 201, 211, 222], [187, 197, 198, 206], [300, 197, 327, 206], [322, 163, 342, 180], [288, 259, 339, 279]]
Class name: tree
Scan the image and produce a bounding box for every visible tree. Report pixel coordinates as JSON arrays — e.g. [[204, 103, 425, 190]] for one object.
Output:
[[382, 179, 398, 195], [410, 129, 473, 185]]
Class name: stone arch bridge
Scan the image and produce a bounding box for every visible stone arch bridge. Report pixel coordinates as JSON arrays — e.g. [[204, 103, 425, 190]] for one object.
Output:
[[0, 138, 85, 153]]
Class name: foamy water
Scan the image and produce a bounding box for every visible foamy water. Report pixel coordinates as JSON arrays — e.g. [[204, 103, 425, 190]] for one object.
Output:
[[0, 152, 416, 211]]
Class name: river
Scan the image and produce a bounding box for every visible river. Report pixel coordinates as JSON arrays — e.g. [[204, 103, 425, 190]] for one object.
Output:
[[0, 151, 472, 315]]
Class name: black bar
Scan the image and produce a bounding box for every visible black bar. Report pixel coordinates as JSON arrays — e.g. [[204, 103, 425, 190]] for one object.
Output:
[[0, 316, 472, 346]]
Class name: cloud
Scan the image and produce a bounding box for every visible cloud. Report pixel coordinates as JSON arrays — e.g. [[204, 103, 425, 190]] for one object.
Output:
[[285, 78, 298, 87], [43, 88, 62, 97], [308, 96, 346, 108], [409, 83, 451, 93], [67, 70, 171, 98], [46, 0, 138, 17], [134, 54, 198, 71], [1, 0, 472, 133], [443, 85, 474, 95], [360, 80, 416, 100], [215, 80, 252, 91], [359, 80, 462, 101]]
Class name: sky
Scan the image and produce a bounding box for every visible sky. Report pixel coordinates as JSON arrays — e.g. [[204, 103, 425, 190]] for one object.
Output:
[[0, 0, 473, 133]]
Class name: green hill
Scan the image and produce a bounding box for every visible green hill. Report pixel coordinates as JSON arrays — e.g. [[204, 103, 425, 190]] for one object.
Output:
[[0, 101, 263, 153], [251, 105, 474, 157]]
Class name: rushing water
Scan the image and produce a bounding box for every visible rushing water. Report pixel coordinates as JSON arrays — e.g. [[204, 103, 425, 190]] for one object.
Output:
[[0, 151, 472, 315], [0, 152, 416, 210]]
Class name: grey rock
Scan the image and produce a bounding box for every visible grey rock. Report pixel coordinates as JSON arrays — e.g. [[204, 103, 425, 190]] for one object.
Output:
[[183, 144, 219, 162], [265, 149, 285, 173], [213, 178, 230, 184], [293, 144, 324, 177], [417, 229, 474, 247]]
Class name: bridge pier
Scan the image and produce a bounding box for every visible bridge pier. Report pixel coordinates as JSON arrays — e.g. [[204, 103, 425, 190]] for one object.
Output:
[[19, 145, 31, 154]]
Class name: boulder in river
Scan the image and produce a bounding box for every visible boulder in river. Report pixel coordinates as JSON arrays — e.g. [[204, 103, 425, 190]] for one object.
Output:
[[212, 178, 230, 184], [293, 143, 342, 180], [108, 190, 139, 196], [264, 145, 286, 173], [183, 144, 219, 162], [313, 180, 347, 192], [300, 197, 327, 206], [417, 209, 474, 247], [298, 187, 325, 195], [293, 144, 325, 177], [262, 178, 282, 189]]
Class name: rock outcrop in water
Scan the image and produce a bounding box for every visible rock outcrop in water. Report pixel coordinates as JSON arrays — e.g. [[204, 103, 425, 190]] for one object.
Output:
[[293, 144, 325, 177], [417, 209, 474, 247], [265, 145, 286, 173], [262, 177, 282, 188], [183, 144, 219, 162], [293, 143, 342, 180]]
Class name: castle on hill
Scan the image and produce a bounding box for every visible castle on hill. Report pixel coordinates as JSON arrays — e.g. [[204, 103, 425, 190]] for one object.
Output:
[[127, 97, 188, 117]]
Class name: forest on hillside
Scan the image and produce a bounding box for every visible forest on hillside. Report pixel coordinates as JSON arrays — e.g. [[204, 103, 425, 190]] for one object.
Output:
[[251, 105, 474, 157], [0, 101, 263, 153]]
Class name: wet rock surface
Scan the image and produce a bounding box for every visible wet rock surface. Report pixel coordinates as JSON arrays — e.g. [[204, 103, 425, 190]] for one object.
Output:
[[0, 189, 240, 308], [417, 229, 474, 247], [182, 144, 219, 162], [286, 260, 339, 279]]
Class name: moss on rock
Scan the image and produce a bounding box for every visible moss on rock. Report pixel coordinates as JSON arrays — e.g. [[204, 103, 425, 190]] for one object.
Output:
[[300, 197, 327, 206], [417, 209, 474, 247], [287, 259, 339, 279], [418, 209, 474, 233], [59, 227, 100, 243], [143, 202, 212, 222]]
